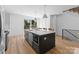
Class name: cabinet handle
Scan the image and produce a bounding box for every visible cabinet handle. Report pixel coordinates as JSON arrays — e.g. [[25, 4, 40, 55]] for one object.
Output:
[[44, 37, 47, 40]]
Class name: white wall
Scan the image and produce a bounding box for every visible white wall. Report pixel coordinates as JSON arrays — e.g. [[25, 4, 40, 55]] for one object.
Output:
[[50, 15, 57, 32], [9, 13, 24, 36], [4, 12, 10, 31], [37, 17, 50, 28], [56, 11, 79, 36], [37, 18, 41, 28]]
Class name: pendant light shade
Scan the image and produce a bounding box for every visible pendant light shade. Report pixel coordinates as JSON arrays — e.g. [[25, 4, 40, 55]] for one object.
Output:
[[35, 17, 37, 20], [43, 14, 48, 18], [43, 5, 48, 18]]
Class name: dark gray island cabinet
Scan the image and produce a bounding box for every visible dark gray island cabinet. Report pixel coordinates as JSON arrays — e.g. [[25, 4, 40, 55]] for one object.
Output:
[[25, 30, 55, 54]]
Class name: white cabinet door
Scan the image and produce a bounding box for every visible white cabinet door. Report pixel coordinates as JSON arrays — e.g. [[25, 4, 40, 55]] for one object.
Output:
[[28, 32, 33, 45]]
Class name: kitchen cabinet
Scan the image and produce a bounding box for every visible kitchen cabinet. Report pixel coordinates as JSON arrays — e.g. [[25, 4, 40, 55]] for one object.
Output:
[[28, 32, 33, 45], [24, 30, 33, 45], [24, 30, 55, 54], [24, 31, 29, 42], [32, 33, 55, 53]]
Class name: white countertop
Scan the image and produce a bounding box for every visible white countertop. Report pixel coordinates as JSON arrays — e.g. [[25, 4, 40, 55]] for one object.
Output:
[[25, 29, 55, 35]]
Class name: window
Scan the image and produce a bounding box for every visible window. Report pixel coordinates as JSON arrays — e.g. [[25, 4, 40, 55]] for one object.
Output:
[[24, 19, 37, 29]]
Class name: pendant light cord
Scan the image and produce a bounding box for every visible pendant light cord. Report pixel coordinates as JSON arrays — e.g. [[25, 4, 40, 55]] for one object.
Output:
[[43, 5, 48, 18], [44, 5, 46, 14]]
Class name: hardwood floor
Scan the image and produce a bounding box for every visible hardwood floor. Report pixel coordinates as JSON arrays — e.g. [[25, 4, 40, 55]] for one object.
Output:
[[6, 36, 35, 54], [5, 35, 79, 54]]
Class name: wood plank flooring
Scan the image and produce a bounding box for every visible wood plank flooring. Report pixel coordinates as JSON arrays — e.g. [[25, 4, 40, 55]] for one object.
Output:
[[6, 35, 79, 54], [6, 36, 35, 54]]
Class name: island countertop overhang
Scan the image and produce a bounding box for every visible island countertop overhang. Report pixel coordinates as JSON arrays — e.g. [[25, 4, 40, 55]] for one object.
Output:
[[25, 29, 55, 36]]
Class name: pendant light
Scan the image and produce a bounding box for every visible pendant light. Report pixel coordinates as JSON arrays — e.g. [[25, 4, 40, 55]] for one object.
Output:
[[34, 9, 37, 20], [43, 5, 48, 18]]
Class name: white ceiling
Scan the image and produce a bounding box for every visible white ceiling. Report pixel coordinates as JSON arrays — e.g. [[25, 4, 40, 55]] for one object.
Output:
[[2, 5, 78, 18]]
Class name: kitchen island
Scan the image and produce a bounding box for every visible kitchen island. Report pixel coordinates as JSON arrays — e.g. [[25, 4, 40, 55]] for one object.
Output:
[[24, 29, 55, 53]]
